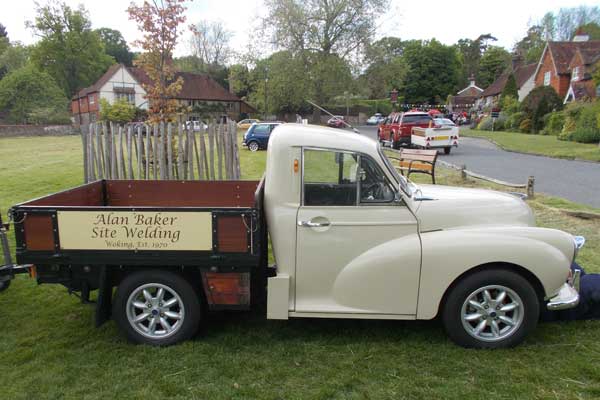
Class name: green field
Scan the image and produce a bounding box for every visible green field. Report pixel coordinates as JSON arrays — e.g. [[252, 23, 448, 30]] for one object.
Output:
[[463, 129, 600, 162], [1, 135, 599, 399]]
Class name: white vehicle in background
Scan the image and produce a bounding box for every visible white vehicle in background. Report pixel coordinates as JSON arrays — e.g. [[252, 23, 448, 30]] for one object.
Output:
[[185, 120, 209, 131], [411, 125, 460, 154]]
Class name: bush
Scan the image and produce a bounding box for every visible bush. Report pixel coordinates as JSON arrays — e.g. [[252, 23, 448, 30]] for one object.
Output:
[[506, 111, 526, 131], [541, 112, 565, 136], [521, 86, 563, 133], [519, 118, 532, 133], [500, 95, 520, 115], [476, 114, 508, 131], [99, 98, 136, 124], [571, 128, 600, 143]]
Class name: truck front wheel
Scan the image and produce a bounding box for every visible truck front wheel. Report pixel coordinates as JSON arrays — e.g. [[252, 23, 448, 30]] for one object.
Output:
[[0, 279, 10, 292], [113, 270, 201, 346], [442, 268, 539, 349]]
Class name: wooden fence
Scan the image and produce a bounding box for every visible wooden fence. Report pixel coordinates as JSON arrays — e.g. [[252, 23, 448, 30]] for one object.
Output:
[[80, 120, 241, 183]]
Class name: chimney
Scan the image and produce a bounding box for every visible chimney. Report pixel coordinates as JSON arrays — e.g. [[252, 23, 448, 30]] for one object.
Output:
[[512, 54, 523, 71], [468, 74, 476, 87], [573, 28, 590, 42]]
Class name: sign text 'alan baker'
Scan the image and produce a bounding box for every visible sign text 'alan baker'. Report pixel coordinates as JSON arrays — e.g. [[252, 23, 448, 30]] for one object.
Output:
[[57, 211, 212, 251]]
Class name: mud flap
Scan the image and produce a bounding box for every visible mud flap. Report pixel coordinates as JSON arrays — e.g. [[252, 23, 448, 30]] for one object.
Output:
[[95, 265, 112, 327]]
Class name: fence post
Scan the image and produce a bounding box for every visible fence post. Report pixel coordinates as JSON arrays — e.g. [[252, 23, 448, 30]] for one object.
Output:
[[460, 164, 467, 181], [81, 124, 89, 183], [527, 176, 535, 198]]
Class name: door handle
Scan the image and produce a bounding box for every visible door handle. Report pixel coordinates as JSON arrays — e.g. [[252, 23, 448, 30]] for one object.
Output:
[[298, 220, 330, 228]]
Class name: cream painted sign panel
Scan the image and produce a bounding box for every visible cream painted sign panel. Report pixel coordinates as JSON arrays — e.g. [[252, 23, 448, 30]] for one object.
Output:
[[57, 211, 212, 251]]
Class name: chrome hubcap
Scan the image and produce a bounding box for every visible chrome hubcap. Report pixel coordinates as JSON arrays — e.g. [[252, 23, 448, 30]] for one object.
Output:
[[461, 285, 524, 342], [126, 283, 185, 339], [249, 142, 258, 151]]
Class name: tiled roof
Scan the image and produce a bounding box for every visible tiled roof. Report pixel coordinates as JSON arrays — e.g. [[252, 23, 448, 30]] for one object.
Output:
[[547, 41, 600, 74], [481, 63, 536, 97], [128, 68, 241, 102], [570, 80, 597, 100], [73, 64, 122, 99]]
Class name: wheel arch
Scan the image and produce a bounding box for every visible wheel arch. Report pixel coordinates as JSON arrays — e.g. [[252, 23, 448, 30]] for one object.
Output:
[[435, 262, 546, 320]]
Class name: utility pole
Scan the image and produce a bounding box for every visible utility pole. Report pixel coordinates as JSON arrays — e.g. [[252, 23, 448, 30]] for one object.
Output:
[[264, 68, 268, 120]]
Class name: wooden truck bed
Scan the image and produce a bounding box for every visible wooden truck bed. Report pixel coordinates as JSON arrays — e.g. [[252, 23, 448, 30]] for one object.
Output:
[[9, 179, 267, 314]]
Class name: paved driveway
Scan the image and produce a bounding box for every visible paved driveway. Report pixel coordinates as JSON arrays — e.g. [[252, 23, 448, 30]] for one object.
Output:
[[357, 126, 600, 208]]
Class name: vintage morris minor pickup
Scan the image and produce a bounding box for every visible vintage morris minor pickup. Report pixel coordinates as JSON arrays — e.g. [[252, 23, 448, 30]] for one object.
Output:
[[0, 124, 584, 348]]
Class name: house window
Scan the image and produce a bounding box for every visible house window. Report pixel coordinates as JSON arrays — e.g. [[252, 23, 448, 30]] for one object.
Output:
[[88, 95, 95, 105], [116, 92, 135, 104], [572, 66, 580, 82], [544, 71, 551, 86]]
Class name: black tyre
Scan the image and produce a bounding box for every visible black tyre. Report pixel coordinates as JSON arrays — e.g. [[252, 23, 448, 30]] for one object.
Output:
[[248, 141, 260, 152], [444, 147, 451, 155], [0, 279, 11, 292], [442, 268, 539, 349], [113, 270, 202, 346]]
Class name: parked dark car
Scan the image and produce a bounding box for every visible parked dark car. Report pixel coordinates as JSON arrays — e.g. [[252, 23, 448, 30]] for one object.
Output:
[[242, 122, 283, 151]]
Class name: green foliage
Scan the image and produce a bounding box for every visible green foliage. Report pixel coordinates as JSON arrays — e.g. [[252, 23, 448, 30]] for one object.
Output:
[[571, 22, 600, 40], [513, 25, 546, 64], [500, 74, 518, 103], [29, 2, 114, 96], [541, 112, 565, 136], [455, 34, 497, 86], [99, 98, 136, 124], [95, 28, 133, 66], [362, 37, 407, 99], [519, 118, 532, 133], [521, 86, 563, 133], [477, 114, 508, 131], [402, 39, 462, 104], [228, 64, 251, 98], [506, 111, 526, 131], [500, 95, 520, 114], [477, 46, 511, 88], [570, 101, 600, 143], [0, 42, 30, 78], [0, 65, 69, 124]]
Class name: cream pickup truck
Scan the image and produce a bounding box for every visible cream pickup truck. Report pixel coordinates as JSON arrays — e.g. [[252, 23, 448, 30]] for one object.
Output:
[[0, 124, 583, 348]]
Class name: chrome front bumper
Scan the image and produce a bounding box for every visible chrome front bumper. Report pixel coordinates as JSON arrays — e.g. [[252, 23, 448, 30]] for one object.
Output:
[[547, 269, 581, 311]]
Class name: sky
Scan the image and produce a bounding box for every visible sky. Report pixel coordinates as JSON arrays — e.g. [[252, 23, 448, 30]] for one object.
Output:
[[2, 0, 599, 61]]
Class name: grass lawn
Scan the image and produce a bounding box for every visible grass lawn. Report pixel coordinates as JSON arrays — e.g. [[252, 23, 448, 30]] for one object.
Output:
[[463, 129, 600, 162], [1, 135, 600, 399]]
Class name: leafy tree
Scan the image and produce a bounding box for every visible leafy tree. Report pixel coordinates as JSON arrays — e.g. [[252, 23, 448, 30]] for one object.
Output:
[[534, 6, 600, 41], [264, 0, 388, 113], [500, 74, 518, 104], [28, 2, 113, 97], [402, 39, 461, 104], [99, 98, 136, 123], [478, 46, 511, 88], [0, 66, 69, 124], [228, 64, 252, 98], [127, 0, 189, 123], [0, 43, 30, 79], [521, 86, 562, 133], [362, 37, 407, 99], [513, 25, 546, 64], [0, 23, 8, 54], [96, 28, 133, 66], [455, 34, 496, 86]]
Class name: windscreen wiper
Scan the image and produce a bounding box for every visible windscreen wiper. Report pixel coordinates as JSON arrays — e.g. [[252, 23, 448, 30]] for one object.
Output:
[[306, 100, 361, 134]]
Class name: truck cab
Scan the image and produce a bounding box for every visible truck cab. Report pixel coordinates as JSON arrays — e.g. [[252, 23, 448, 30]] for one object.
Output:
[[378, 112, 434, 149]]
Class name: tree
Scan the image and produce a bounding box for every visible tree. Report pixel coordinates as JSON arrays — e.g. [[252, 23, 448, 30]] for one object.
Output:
[[362, 37, 407, 99], [0, 65, 69, 124], [534, 6, 600, 41], [127, 0, 189, 123], [99, 98, 136, 123], [500, 73, 518, 103], [228, 64, 252, 98], [190, 20, 233, 66], [0, 23, 8, 54], [0, 43, 30, 80], [513, 25, 546, 64], [28, 2, 114, 97], [478, 46, 511, 88], [456, 33, 497, 86], [264, 0, 388, 113], [402, 39, 461, 104], [521, 86, 562, 133], [96, 28, 134, 66]]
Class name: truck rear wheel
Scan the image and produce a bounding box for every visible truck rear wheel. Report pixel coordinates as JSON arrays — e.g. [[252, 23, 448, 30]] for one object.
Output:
[[113, 270, 201, 346], [0, 279, 10, 292], [444, 146, 451, 154], [442, 268, 539, 349]]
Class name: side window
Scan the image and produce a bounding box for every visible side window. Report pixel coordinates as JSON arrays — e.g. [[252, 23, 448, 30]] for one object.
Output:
[[359, 156, 396, 203], [303, 149, 358, 206], [253, 125, 269, 135]]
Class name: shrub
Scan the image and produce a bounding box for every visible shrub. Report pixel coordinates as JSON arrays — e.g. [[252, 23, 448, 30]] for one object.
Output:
[[99, 98, 136, 124], [476, 114, 508, 131], [541, 112, 565, 136], [500, 95, 520, 115], [571, 128, 600, 143], [521, 86, 563, 133], [519, 118, 532, 133], [506, 111, 526, 131]]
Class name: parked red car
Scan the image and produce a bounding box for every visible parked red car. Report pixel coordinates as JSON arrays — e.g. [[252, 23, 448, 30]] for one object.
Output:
[[327, 116, 346, 128], [377, 111, 434, 149]]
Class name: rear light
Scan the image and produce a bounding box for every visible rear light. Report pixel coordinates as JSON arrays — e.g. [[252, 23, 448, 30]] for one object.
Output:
[[426, 137, 431, 141]]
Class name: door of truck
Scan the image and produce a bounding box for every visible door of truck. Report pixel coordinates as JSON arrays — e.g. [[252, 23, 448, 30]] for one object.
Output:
[[295, 148, 421, 316]]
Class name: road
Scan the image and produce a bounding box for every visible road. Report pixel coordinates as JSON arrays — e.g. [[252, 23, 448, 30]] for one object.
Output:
[[357, 125, 600, 208]]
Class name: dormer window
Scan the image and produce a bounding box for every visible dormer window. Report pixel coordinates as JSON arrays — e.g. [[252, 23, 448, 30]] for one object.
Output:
[[572, 66, 580, 82], [544, 71, 551, 86]]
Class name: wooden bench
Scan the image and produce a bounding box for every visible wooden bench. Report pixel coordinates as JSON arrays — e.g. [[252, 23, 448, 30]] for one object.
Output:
[[391, 149, 438, 184]]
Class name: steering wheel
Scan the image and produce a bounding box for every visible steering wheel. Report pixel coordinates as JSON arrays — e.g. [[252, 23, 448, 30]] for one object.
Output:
[[363, 182, 386, 200]]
